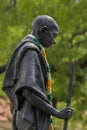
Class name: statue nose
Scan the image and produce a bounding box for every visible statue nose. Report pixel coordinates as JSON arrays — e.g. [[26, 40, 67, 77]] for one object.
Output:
[[53, 39, 56, 44]]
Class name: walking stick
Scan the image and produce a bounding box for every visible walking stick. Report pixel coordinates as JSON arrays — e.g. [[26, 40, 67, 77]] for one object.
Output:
[[63, 45, 75, 130]]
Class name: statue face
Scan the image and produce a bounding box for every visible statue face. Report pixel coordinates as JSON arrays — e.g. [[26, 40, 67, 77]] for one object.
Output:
[[38, 26, 58, 48], [32, 15, 59, 47]]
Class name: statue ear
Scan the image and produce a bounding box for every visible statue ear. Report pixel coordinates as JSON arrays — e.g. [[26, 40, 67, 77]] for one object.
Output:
[[39, 26, 48, 33]]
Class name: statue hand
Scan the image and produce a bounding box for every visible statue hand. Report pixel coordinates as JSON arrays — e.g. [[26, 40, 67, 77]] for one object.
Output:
[[58, 107, 73, 119]]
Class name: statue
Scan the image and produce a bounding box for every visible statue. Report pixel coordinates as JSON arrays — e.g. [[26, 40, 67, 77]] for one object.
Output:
[[2, 15, 73, 130]]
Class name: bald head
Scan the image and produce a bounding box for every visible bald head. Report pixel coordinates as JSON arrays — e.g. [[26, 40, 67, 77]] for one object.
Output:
[[32, 15, 59, 35], [31, 15, 59, 48]]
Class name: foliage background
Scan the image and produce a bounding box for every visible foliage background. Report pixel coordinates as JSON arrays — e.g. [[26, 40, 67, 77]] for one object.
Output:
[[0, 0, 87, 129]]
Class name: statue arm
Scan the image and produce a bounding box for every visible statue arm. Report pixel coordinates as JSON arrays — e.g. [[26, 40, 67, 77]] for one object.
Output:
[[17, 50, 73, 119], [23, 89, 73, 119]]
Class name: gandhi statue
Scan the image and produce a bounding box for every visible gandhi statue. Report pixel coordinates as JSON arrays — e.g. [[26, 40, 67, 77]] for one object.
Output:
[[2, 15, 73, 130]]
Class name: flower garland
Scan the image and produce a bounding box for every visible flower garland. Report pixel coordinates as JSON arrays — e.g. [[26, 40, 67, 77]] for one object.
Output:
[[29, 34, 53, 130], [41, 47, 53, 130]]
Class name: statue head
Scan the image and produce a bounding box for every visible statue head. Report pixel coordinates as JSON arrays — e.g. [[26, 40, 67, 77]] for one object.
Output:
[[32, 15, 59, 48]]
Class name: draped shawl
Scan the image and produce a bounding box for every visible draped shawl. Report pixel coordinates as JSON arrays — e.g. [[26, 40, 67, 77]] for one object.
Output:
[[2, 35, 50, 130]]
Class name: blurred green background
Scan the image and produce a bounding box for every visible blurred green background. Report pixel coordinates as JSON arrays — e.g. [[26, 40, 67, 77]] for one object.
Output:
[[0, 0, 87, 129]]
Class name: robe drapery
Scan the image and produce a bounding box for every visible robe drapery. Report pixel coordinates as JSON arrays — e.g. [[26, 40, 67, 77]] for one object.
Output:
[[2, 36, 51, 130]]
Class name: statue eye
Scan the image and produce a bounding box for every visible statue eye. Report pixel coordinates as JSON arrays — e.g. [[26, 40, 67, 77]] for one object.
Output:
[[53, 32, 58, 37]]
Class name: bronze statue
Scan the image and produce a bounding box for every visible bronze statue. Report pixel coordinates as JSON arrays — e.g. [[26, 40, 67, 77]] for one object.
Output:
[[2, 15, 73, 130]]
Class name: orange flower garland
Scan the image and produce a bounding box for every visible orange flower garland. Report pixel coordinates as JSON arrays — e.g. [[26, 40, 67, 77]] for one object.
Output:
[[30, 34, 54, 130]]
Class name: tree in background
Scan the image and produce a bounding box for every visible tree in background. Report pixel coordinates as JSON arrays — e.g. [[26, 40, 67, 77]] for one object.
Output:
[[0, 0, 87, 128]]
